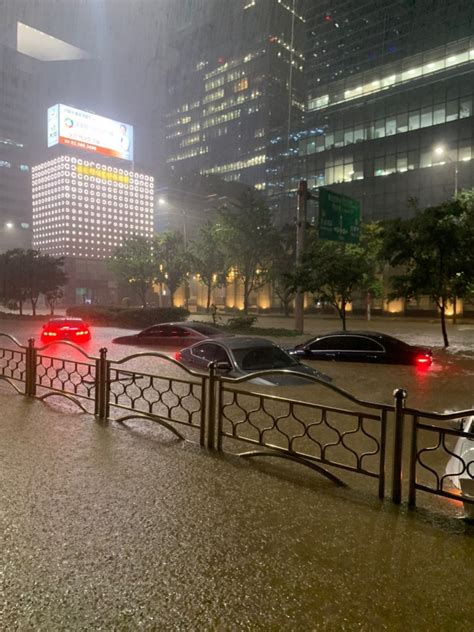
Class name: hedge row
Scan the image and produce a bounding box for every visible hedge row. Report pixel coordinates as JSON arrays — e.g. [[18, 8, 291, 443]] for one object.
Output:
[[66, 306, 190, 328]]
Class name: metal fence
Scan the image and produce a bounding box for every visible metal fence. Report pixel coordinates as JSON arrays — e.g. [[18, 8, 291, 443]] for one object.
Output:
[[0, 334, 472, 517]]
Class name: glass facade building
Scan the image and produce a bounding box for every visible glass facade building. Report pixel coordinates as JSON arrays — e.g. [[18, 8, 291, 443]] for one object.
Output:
[[0, 44, 33, 249], [269, 0, 474, 223], [165, 0, 306, 191]]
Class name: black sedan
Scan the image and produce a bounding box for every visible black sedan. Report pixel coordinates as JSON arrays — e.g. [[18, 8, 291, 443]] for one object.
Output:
[[287, 331, 432, 366], [112, 321, 228, 347], [177, 336, 333, 385]]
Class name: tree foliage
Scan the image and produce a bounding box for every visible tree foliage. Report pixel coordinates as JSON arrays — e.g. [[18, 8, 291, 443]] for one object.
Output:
[[153, 231, 190, 307], [189, 221, 227, 312], [109, 236, 154, 308], [295, 223, 383, 330], [381, 196, 474, 346], [0, 249, 67, 315], [215, 188, 276, 313], [267, 224, 296, 316]]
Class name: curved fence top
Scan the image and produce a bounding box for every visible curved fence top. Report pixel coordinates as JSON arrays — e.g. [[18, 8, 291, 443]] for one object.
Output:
[[217, 367, 395, 412], [36, 339, 97, 360], [110, 350, 207, 379], [0, 332, 26, 349]]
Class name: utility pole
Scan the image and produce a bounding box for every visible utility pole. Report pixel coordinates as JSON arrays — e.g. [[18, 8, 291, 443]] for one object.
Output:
[[295, 179, 309, 334]]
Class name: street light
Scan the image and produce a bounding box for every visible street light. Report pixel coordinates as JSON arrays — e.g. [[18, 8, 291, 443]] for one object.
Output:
[[433, 144, 458, 196], [5, 221, 14, 229]]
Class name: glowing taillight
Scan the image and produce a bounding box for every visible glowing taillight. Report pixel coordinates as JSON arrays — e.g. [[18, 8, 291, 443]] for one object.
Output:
[[43, 331, 57, 337], [416, 355, 432, 366], [175, 351, 182, 361]]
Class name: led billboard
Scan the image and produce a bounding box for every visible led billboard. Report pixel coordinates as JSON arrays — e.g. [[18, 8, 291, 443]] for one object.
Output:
[[47, 104, 134, 161]]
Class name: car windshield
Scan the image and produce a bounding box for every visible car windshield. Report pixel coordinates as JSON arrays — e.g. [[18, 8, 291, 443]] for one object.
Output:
[[233, 346, 298, 371]]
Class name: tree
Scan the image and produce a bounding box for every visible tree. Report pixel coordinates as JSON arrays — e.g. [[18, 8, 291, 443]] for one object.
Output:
[[109, 236, 154, 308], [189, 221, 227, 312], [0, 250, 67, 315], [153, 231, 189, 308], [215, 188, 275, 314], [267, 225, 296, 317], [39, 256, 67, 316], [296, 223, 383, 330], [381, 197, 474, 347]]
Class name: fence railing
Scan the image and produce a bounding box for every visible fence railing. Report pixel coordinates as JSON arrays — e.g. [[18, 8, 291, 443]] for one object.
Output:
[[0, 335, 472, 518]]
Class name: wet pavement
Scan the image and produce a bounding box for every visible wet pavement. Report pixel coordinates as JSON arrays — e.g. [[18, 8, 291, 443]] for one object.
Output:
[[0, 392, 473, 630], [0, 315, 474, 629]]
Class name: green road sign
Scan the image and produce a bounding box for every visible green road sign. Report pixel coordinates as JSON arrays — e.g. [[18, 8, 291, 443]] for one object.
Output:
[[318, 187, 361, 244]]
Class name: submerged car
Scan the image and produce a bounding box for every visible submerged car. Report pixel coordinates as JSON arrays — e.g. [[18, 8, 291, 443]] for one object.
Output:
[[41, 317, 91, 343], [112, 321, 228, 347], [177, 336, 332, 385], [288, 331, 432, 366]]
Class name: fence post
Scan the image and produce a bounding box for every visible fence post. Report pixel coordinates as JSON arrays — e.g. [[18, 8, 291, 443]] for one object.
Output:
[[206, 362, 217, 449], [408, 415, 418, 509], [95, 347, 109, 421], [25, 337, 37, 397], [392, 388, 407, 504]]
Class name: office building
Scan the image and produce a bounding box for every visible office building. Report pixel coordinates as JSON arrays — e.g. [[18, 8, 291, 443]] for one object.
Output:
[[0, 42, 34, 250], [165, 0, 306, 191], [32, 155, 154, 302], [274, 0, 474, 223]]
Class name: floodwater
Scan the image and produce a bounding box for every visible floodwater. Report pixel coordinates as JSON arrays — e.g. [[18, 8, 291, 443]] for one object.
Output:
[[0, 316, 473, 629]]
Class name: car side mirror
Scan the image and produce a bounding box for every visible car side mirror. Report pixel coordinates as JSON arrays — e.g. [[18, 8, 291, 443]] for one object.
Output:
[[215, 361, 232, 372]]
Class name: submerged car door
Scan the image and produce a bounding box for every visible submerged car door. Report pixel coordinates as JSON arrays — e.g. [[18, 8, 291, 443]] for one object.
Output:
[[336, 335, 385, 361], [189, 343, 231, 372], [188, 342, 218, 369], [136, 325, 167, 344], [307, 336, 340, 359]]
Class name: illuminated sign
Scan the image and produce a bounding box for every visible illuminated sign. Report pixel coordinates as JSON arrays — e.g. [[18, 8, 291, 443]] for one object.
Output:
[[76, 164, 130, 184], [47, 104, 134, 161]]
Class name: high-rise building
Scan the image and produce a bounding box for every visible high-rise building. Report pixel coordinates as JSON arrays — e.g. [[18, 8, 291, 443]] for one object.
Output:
[[32, 154, 154, 303], [0, 42, 34, 250], [165, 0, 306, 192], [277, 0, 474, 223]]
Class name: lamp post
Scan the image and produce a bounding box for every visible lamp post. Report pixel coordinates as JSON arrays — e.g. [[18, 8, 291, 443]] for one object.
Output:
[[433, 145, 458, 196]]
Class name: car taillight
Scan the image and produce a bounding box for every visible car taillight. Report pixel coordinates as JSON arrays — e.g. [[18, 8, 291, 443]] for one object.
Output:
[[416, 354, 432, 366], [43, 331, 57, 337], [75, 330, 89, 336], [175, 351, 182, 361]]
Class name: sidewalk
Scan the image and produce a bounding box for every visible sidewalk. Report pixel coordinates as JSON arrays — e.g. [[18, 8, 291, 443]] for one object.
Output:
[[0, 388, 472, 630]]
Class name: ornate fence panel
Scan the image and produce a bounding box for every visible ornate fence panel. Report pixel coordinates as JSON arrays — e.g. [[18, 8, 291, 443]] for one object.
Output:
[[407, 408, 474, 509], [35, 341, 97, 411], [2, 332, 473, 517], [0, 334, 27, 393], [213, 369, 391, 497], [107, 352, 207, 442]]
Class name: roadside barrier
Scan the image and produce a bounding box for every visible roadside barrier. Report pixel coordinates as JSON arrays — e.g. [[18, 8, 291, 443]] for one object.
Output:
[[0, 334, 472, 518]]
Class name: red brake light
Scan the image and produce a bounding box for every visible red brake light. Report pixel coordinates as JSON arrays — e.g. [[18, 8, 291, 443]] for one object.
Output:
[[175, 351, 182, 361], [416, 354, 432, 366]]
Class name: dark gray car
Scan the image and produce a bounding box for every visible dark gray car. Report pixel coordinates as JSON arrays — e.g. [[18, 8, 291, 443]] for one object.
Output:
[[112, 321, 228, 347], [177, 336, 332, 385]]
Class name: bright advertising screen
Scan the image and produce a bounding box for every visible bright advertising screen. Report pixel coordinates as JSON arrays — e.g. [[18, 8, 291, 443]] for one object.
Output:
[[47, 104, 133, 161]]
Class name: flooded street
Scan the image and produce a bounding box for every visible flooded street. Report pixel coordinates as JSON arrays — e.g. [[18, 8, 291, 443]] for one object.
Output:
[[0, 316, 473, 629], [2, 314, 474, 411], [0, 392, 473, 630]]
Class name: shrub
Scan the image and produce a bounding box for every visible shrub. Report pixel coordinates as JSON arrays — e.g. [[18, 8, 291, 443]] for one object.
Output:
[[226, 315, 257, 330], [66, 306, 189, 328]]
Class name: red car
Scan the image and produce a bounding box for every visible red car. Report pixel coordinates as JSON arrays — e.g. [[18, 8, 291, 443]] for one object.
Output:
[[41, 317, 91, 343]]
